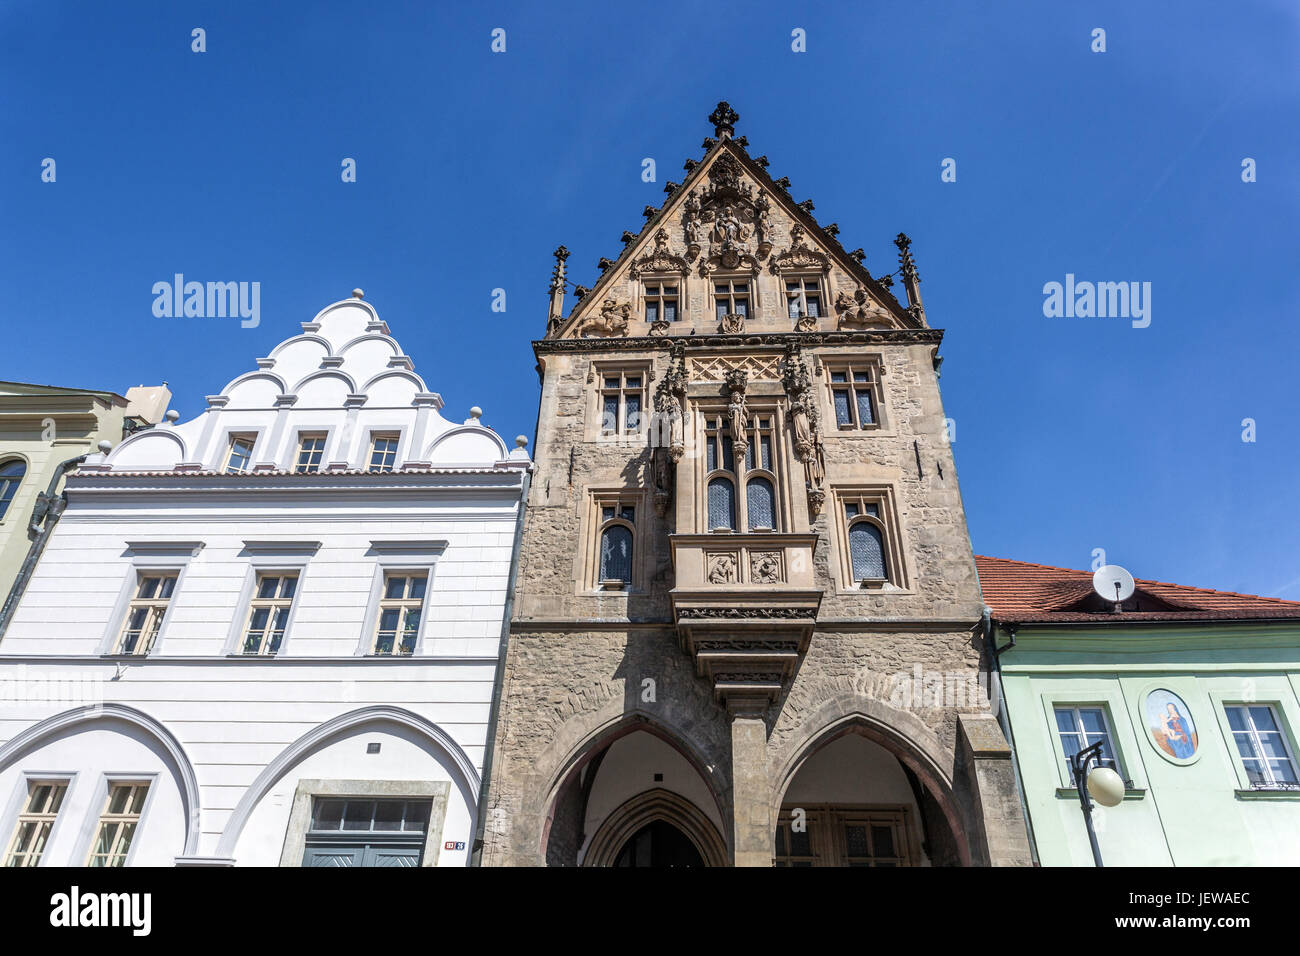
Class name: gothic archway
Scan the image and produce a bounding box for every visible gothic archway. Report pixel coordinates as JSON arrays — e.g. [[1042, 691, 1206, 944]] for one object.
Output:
[[771, 713, 970, 867], [584, 788, 728, 867]]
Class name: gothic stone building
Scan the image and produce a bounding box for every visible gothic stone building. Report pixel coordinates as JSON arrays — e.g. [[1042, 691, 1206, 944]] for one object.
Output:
[[478, 104, 1031, 867]]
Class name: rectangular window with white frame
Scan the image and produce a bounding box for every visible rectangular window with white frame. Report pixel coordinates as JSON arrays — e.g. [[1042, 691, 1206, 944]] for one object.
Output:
[[1225, 704, 1299, 790], [368, 433, 400, 473], [224, 434, 256, 473], [372, 572, 428, 656], [1053, 705, 1124, 781], [295, 433, 327, 473], [86, 781, 150, 867], [3, 779, 69, 867], [241, 572, 299, 655], [113, 572, 177, 655]]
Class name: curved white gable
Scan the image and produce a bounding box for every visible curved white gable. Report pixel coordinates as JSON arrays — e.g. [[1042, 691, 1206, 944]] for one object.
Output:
[[111, 427, 188, 470], [428, 425, 507, 465], [91, 295, 527, 474]]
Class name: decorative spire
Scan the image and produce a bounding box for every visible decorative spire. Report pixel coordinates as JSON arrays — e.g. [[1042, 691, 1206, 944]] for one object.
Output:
[[546, 245, 569, 336], [894, 233, 925, 322], [709, 101, 739, 139]]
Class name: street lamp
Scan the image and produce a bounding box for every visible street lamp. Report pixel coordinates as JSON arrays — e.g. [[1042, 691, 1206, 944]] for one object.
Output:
[[1068, 740, 1125, 867]]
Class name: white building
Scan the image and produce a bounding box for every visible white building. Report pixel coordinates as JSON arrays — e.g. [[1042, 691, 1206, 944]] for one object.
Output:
[[0, 292, 531, 867]]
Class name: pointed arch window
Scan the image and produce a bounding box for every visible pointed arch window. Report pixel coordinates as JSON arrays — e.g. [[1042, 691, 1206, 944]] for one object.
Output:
[[0, 459, 26, 520], [701, 411, 782, 533], [597, 502, 636, 587], [834, 488, 906, 590]]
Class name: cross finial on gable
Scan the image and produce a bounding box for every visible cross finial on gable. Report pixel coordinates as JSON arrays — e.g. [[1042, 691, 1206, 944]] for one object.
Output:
[[709, 101, 739, 139]]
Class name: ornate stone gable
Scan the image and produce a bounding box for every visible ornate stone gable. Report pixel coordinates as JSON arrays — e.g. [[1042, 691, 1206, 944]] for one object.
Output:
[[545, 108, 923, 341]]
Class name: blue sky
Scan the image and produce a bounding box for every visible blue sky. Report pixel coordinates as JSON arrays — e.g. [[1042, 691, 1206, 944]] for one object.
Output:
[[2, 1, 1298, 596]]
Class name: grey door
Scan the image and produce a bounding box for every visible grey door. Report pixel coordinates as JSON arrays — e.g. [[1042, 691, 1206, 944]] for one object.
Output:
[[301, 797, 431, 867]]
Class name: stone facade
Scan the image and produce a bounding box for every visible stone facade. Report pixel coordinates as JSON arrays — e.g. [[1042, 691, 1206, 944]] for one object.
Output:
[[479, 104, 1030, 867]]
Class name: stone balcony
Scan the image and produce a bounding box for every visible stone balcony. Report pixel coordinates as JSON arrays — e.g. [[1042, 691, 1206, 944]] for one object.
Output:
[[669, 533, 822, 713]]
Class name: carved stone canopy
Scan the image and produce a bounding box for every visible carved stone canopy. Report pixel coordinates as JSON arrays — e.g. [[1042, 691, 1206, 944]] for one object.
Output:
[[630, 228, 689, 279]]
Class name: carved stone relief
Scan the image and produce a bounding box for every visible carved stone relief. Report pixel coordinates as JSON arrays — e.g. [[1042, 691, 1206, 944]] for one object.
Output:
[[707, 552, 738, 584], [749, 551, 783, 584], [579, 299, 632, 338]]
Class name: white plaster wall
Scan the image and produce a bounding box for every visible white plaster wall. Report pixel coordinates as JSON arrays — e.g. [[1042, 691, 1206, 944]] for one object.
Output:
[[0, 719, 188, 866], [234, 722, 476, 867]]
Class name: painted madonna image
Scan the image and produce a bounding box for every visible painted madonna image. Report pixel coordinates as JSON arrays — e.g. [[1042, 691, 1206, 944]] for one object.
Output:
[[1145, 689, 1198, 760]]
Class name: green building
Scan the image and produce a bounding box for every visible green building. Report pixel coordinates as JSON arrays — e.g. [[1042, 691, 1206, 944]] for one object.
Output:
[[979, 556, 1300, 866]]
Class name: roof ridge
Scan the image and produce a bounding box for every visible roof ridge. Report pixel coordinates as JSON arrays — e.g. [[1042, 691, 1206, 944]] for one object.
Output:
[[975, 555, 1300, 609]]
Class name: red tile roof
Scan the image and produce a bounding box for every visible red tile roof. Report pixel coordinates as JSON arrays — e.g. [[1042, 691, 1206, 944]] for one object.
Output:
[[975, 555, 1300, 624]]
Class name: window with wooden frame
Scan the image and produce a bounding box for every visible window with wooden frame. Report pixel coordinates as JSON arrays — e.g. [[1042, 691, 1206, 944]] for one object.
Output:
[[832, 487, 906, 590], [785, 276, 824, 320], [241, 572, 298, 655], [0, 459, 26, 521], [1225, 704, 1299, 789], [713, 277, 751, 321], [824, 357, 884, 430], [224, 434, 256, 473], [372, 572, 427, 655], [598, 370, 646, 436], [295, 434, 327, 473], [86, 782, 150, 867], [368, 433, 399, 473], [775, 806, 915, 867], [113, 572, 177, 655], [643, 283, 679, 324], [701, 410, 785, 533], [3, 780, 68, 867]]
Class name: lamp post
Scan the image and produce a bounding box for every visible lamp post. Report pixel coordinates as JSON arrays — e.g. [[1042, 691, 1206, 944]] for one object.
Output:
[[1068, 739, 1125, 867]]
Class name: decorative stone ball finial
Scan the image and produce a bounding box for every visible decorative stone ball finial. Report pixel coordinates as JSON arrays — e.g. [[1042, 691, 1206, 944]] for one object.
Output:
[[164, 410, 180, 424], [709, 101, 739, 139], [97, 440, 113, 454], [469, 406, 483, 420], [352, 288, 364, 299], [515, 435, 528, 449]]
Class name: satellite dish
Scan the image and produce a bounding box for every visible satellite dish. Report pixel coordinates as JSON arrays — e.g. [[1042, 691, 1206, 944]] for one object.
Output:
[[1093, 565, 1135, 605]]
